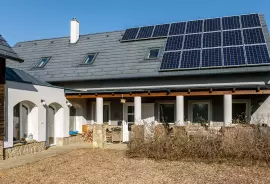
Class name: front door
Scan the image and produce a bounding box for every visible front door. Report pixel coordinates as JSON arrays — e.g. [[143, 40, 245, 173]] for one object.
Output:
[[124, 103, 155, 123], [125, 104, 134, 123], [48, 106, 55, 145]]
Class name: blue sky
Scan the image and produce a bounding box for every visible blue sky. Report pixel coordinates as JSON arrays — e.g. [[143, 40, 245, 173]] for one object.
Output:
[[1, 0, 269, 46]]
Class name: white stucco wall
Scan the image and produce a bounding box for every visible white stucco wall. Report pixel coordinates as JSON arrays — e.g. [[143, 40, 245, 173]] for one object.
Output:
[[251, 95, 270, 126], [5, 81, 69, 148]]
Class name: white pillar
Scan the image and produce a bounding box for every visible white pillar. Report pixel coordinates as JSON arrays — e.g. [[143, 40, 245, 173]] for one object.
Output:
[[224, 94, 232, 126], [96, 97, 103, 124], [134, 96, 142, 125], [176, 96, 184, 126]]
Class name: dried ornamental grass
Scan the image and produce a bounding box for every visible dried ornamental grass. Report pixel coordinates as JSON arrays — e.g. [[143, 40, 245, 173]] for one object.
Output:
[[127, 125, 270, 166]]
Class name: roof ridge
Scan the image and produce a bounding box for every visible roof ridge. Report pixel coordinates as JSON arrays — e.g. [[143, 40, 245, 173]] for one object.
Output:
[[14, 30, 124, 45]]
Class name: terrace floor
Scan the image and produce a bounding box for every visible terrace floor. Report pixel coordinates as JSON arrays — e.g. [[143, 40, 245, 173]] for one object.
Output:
[[0, 145, 270, 184]]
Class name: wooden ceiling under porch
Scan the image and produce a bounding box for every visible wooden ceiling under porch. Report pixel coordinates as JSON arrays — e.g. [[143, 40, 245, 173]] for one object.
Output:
[[66, 88, 270, 99]]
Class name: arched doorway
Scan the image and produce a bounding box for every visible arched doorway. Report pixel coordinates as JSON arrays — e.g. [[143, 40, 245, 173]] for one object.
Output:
[[47, 102, 63, 146], [69, 104, 83, 132], [13, 101, 38, 142]]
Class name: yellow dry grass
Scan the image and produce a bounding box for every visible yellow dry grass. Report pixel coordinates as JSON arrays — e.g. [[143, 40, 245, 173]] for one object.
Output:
[[0, 149, 270, 184]]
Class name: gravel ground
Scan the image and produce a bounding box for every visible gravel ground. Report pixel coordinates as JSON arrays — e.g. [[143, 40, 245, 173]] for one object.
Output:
[[0, 149, 270, 184]]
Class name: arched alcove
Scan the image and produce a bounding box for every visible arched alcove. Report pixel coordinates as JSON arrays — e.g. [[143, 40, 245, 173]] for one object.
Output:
[[69, 104, 83, 132], [13, 100, 38, 142]]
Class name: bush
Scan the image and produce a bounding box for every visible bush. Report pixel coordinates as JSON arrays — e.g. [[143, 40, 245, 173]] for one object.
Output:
[[127, 125, 270, 166]]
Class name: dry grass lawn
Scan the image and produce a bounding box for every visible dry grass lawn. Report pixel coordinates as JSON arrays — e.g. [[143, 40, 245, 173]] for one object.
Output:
[[0, 149, 270, 184]]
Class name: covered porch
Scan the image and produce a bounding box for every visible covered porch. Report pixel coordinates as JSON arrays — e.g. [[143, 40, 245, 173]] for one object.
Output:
[[66, 88, 270, 128]]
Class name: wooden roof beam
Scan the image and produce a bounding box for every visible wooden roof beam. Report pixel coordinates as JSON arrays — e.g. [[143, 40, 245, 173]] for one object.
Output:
[[66, 89, 270, 99]]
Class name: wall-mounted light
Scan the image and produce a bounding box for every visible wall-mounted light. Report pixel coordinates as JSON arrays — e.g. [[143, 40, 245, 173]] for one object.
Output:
[[41, 99, 46, 106], [66, 100, 72, 107]]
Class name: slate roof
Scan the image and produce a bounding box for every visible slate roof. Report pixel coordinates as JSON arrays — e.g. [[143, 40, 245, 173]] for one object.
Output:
[[6, 67, 54, 87], [0, 35, 23, 62], [6, 16, 270, 83]]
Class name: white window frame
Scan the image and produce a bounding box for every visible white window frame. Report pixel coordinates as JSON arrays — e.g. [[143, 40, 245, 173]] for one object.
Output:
[[232, 99, 251, 122], [188, 100, 212, 123], [91, 101, 111, 124], [35, 57, 51, 68], [124, 102, 135, 123], [145, 47, 161, 60], [82, 53, 98, 65], [156, 101, 176, 124]]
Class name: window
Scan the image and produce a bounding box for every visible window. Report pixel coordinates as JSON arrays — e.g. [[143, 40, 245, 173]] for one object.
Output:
[[13, 103, 29, 141], [13, 104, 20, 141], [146, 48, 160, 59], [82, 53, 97, 64], [159, 103, 175, 123], [232, 99, 250, 123], [35, 57, 50, 68], [188, 100, 212, 123], [127, 105, 134, 122]]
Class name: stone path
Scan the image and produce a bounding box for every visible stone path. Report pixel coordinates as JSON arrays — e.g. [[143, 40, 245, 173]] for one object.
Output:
[[0, 143, 92, 170], [0, 142, 127, 170]]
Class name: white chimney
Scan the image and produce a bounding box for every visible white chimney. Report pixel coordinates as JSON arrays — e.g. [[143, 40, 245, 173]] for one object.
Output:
[[70, 18, 79, 43]]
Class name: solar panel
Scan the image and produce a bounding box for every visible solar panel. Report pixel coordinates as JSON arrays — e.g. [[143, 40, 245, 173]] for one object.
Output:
[[186, 20, 203, 34], [245, 45, 270, 65], [152, 24, 170, 37], [136, 26, 154, 39], [180, 50, 201, 68], [122, 28, 139, 41], [203, 32, 222, 48], [223, 46, 246, 66], [222, 16, 241, 30], [241, 14, 261, 28], [223, 30, 242, 46], [243, 28, 265, 44], [165, 36, 184, 51], [202, 48, 222, 67], [169, 22, 186, 35], [160, 51, 181, 70], [204, 18, 221, 32], [183, 34, 202, 49]]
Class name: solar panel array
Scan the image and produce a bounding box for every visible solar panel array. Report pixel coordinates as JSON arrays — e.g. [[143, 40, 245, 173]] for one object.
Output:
[[158, 14, 270, 71]]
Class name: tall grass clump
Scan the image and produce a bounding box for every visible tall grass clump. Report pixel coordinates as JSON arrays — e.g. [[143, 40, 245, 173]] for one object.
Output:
[[127, 124, 270, 166]]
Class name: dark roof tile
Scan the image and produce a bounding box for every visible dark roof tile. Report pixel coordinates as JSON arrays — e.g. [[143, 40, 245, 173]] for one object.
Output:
[[0, 35, 24, 62]]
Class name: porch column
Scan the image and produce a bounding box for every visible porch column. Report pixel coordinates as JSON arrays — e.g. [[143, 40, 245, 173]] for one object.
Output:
[[176, 96, 184, 126], [224, 94, 232, 126], [96, 97, 103, 124], [134, 96, 141, 125]]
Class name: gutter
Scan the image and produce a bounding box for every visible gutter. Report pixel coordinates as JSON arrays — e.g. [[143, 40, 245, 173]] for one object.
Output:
[[75, 81, 267, 92]]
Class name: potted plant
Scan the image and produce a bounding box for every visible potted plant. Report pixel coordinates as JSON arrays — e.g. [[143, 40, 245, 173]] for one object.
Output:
[[20, 137, 27, 145]]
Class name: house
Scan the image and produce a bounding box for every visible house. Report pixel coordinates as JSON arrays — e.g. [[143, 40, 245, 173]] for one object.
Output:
[[6, 14, 270, 135], [5, 67, 69, 149], [0, 34, 23, 159], [0, 34, 73, 159]]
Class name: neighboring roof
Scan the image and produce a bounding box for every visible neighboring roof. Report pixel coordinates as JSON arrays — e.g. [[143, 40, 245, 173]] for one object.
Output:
[[6, 67, 54, 87], [6, 15, 270, 83], [0, 35, 24, 62]]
